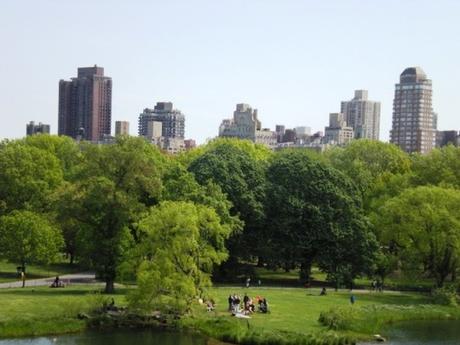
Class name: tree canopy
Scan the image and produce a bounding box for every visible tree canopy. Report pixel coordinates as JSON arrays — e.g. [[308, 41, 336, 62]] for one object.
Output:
[[374, 186, 460, 287], [265, 149, 378, 286], [128, 201, 233, 313]]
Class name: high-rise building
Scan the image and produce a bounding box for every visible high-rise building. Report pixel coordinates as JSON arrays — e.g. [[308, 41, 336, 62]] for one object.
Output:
[[218, 103, 277, 147], [115, 121, 130, 136], [390, 67, 436, 154], [275, 125, 285, 143], [341, 90, 381, 140], [138, 102, 185, 139], [324, 113, 354, 146], [26, 121, 50, 136], [58, 65, 112, 141], [436, 130, 459, 148]]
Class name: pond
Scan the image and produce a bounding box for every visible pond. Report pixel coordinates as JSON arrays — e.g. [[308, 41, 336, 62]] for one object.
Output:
[[359, 320, 460, 345], [0, 330, 219, 345]]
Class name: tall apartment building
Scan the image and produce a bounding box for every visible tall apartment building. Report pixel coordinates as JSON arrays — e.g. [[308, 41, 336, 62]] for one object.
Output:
[[26, 121, 50, 136], [324, 113, 354, 146], [390, 67, 436, 154], [436, 130, 459, 147], [341, 90, 381, 140], [138, 102, 185, 139], [115, 121, 130, 136], [58, 66, 112, 141], [219, 103, 277, 147]]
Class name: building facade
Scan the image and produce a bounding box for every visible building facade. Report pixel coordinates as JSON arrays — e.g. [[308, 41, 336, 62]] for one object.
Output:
[[138, 102, 185, 139], [219, 103, 277, 147], [341, 90, 380, 140], [324, 113, 354, 146], [26, 121, 50, 136], [390, 67, 436, 154], [58, 65, 112, 141], [436, 130, 459, 147], [115, 121, 130, 136]]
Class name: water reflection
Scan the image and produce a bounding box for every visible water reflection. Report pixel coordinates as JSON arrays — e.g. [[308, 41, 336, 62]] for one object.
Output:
[[0, 330, 210, 345], [360, 320, 460, 345]]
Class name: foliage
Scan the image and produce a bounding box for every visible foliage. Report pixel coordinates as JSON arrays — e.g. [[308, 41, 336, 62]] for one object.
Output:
[[326, 140, 410, 188], [22, 134, 82, 180], [374, 186, 460, 287], [188, 139, 268, 261], [0, 142, 63, 214], [65, 136, 164, 292], [432, 286, 458, 306], [128, 201, 234, 313], [265, 149, 378, 285], [0, 210, 63, 267], [411, 145, 460, 188]]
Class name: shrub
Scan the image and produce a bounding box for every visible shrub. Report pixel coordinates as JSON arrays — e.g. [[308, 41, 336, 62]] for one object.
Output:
[[432, 286, 458, 306], [318, 307, 358, 330]]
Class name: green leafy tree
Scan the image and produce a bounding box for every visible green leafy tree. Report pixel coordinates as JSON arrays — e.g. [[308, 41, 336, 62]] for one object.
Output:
[[375, 186, 460, 287], [188, 139, 268, 263], [128, 201, 233, 313], [0, 210, 64, 286], [265, 149, 377, 285], [411, 145, 460, 188], [66, 137, 164, 292], [0, 142, 63, 214], [325, 140, 411, 210], [23, 134, 82, 180]]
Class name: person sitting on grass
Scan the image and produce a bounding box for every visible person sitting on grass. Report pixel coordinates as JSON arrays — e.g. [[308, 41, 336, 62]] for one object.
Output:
[[206, 300, 215, 312], [259, 298, 269, 313], [50, 276, 64, 288], [228, 294, 233, 311]]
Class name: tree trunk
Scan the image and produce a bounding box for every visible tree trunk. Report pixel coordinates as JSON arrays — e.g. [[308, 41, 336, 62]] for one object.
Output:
[[105, 279, 115, 293], [300, 260, 312, 284], [21, 261, 26, 288]]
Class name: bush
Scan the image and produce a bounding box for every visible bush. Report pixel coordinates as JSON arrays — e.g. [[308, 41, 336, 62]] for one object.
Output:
[[432, 286, 458, 306], [318, 307, 358, 330]]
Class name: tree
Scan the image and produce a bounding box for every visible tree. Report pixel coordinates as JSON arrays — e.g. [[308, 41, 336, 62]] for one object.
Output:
[[128, 201, 233, 313], [66, 137, 164, 292], [265, 149, 377, 285], [0, 210, 63, 287], [23, 134, 82, 180], [0, 142, 63, 214], [188, 139, 268, 262], [374, 186, 460, 287], [325, 140, 411, 210], [411, 145, 460, 189]]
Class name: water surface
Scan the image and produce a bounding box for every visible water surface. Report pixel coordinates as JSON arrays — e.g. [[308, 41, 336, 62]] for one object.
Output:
[[360, 320, 460, 345], [0, 330, 211, 345]]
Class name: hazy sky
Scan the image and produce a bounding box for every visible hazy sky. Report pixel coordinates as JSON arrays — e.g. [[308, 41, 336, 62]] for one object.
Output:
[[1, 0, 459, 143]]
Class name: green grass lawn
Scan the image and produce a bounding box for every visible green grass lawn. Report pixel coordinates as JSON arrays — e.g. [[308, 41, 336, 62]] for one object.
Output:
[[204, 286, 431, 334], [252, 265, 436, 291], [0, 283, 456, 343], [0, 260, 83, 283], [0, 285, 126, 338]]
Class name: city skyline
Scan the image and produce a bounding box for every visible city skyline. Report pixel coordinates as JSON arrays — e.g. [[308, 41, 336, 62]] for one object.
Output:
[[1, 1, 460, 143]]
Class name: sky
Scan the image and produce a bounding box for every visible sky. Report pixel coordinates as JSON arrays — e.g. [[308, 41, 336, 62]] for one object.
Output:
[[1, 0, 460, 143]]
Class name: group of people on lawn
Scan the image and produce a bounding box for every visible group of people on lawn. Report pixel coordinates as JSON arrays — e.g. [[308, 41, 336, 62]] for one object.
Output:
[[228, 293, 268, 315]]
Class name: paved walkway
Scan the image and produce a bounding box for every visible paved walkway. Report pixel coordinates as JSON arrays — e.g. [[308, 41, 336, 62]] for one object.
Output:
[[0, 272, 97, 288]]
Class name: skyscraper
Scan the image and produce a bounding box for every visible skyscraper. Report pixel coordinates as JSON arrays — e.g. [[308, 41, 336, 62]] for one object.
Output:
[[218, 103, 277, 147], [324, 113, 354, 146], [138, 102, 185, 139], [26, 121, 50, 136], [115, 121, 130, 136], [341, 90, 381, 140], [390, 67, 436, 154], [58, 65, 112, 141]]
